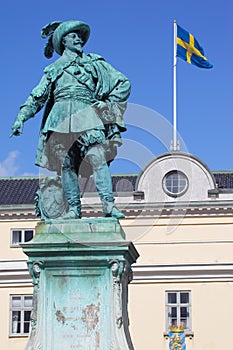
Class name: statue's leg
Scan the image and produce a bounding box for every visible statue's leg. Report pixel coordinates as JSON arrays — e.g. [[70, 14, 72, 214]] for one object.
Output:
[[86, 144, 125, 219], [61, 154, 82, 219]]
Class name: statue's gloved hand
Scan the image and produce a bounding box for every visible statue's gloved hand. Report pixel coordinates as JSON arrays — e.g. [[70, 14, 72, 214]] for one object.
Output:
[[10, 119, 24, 137], [93, 101, 107, 109], [93, 101, 115, 122]]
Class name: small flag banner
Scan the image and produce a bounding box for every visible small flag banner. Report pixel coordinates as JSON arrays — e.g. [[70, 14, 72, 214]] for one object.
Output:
[[176, 24, 213, 69], [168, 331, 186, 350]]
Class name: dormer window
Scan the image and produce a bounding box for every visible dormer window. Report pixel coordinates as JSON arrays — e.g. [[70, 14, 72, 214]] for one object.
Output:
[[163, 170, 188, 197]]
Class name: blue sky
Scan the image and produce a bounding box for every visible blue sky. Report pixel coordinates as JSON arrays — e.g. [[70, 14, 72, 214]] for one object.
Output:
[[1, 0, 232, 176]]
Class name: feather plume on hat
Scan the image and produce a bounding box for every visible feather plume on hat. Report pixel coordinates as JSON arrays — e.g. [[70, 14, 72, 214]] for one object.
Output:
[[41, 20, 90, 58], [41, 21, 61, 58]]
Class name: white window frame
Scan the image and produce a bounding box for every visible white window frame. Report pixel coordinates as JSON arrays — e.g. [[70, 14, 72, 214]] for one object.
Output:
[[10, 295, 33, 336], [166, 290, 192, 331], [10, 229, 34, 246], [162, 170, 189, 198]]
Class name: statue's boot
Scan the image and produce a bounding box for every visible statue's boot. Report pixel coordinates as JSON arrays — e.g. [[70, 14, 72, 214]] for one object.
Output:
[[61, 158, 82, 219], [62, 207, 81, 219], [92, 161, 125, 219], [102, 200, 125, 219]]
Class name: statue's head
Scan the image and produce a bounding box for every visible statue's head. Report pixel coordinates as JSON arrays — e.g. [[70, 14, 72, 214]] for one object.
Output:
[[41, 20, 90, 58]]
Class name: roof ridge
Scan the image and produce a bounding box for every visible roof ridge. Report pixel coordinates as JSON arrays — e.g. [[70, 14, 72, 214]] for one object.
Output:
[[213, 171, 233, 174], [0, 176, 39, 180]]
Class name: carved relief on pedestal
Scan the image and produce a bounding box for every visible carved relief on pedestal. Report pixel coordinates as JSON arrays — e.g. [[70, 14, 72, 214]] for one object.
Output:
[[110, 260, 124, 329], [28, 262, 43, 329], [109, 259, 134, 350], [26, 261, 44, 350], [35, 176, 68, 220]]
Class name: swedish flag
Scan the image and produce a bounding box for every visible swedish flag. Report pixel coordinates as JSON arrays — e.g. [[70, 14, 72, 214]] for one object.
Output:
[[177, 25, 213, 69]]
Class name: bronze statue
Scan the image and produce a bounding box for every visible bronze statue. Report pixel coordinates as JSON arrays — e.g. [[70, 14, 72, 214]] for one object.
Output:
[[11, 20, 131, 220]]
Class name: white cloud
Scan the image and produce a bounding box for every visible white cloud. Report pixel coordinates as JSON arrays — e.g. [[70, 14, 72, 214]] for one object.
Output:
[[0, 151, 20, 176]]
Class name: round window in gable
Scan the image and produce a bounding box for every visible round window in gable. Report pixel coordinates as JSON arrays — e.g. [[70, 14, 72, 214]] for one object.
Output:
[[163, 170, 188, 197]]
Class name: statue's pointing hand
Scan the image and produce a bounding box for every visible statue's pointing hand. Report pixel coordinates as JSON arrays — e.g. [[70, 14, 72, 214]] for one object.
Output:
[[10, 119, 24, 137]]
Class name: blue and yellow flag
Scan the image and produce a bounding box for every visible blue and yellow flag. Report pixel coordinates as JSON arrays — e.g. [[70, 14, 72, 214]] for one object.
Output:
[[177, 25, 213, 69]]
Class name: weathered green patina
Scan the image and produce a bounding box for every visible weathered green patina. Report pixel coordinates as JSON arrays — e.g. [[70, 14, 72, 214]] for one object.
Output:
[[21, 219, 139, 350], [11, 20, 131, 220]]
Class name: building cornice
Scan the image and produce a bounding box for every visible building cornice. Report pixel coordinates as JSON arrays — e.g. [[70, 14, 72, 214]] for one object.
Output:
[[2, 260, 233, 286], [132, 263, 233, 283], [1, 201, 233, 221], [0, 259, 32, 287]]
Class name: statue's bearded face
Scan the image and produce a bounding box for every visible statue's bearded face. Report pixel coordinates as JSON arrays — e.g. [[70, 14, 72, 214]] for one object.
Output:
[[62, 32, 83, 54]]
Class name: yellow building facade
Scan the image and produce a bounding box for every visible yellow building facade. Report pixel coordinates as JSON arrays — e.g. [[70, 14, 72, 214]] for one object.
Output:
[[1, 152, 233, 350]]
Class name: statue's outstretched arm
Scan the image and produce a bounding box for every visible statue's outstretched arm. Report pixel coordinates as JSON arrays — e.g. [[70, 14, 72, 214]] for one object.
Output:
[[10, 75, 51, 137]]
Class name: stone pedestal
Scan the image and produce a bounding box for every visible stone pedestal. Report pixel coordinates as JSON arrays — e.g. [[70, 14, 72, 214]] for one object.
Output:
[[21, 218, 139, 350]]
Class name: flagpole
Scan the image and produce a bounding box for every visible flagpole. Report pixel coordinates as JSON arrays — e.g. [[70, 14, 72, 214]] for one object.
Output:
[[172, 20, 178, 151]]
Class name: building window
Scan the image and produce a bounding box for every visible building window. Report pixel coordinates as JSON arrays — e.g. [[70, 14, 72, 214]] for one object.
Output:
[[10, 295, 33, 336], [11, 229, 34, 246], [163, 170, 188, 197], [166, 291, 191, 331]]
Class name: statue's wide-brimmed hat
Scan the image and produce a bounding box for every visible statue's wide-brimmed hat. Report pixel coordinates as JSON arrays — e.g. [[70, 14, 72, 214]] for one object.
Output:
[[53, 20, 90, 55], [41, 20, 90, 58]]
